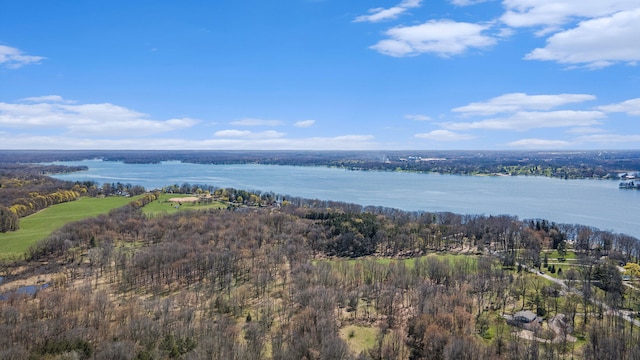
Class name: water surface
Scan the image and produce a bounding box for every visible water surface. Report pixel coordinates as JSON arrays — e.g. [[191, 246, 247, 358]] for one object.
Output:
[[50, 160, 640, 238]]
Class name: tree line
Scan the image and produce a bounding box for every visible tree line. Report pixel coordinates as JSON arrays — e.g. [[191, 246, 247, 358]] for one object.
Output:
[[0, 163, 152, 232], [0, 165, 87, 232], [2, 150, 639, 180]]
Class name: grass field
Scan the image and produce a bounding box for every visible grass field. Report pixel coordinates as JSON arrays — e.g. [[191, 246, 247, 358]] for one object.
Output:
[[142, 193, 227, 217], [0, 196, 141, 258], [339, 325, 378, 355], [542, 249, 578, 260], [326, 253, 479, 269]]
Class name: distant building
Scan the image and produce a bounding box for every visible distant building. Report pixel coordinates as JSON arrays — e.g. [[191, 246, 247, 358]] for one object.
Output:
[[513, 310, 538, 324]]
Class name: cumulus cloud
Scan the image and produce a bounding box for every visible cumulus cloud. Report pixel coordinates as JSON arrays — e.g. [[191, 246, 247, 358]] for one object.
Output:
[[500, 0, 638, 29], [405, 114, 432, 121], [442, 110, 605, 131], [0, 134, 378, 151], [357, 0, 639, 68], [68, 117, 197, 136], [0, 95, 378, 150], [525, 8, 640, 68], [598, 98, 640, 116], [294, 119, 316, 128], [214, 129, 286, 139], [354, 0, 422, 23], [507, 138, 572, 148], [452, 93, 596, 116], [371, 20, 496, 57], [415, 129, 475, 141], [230, 118, 284, 126], [213, 130, 252, 138], [0, 45, 45, 69], [0, 96, 198, 136]]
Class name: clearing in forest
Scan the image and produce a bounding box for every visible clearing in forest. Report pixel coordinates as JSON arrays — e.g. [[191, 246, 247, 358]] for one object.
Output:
[[142, 193, 227, 217]]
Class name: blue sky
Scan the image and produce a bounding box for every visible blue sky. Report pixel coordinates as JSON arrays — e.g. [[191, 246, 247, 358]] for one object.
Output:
[[1, 0, 639, 150]]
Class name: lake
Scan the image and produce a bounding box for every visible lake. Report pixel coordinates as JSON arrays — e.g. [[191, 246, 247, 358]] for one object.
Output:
[[50, 160, 640, 238]]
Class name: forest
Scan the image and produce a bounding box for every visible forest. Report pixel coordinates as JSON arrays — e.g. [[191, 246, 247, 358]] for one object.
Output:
[[1, 160, 640, 359]]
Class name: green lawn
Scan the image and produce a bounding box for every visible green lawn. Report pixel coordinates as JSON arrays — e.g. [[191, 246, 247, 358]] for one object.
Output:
[[0, 196, 141, 258], [542, 249, 578, 260], [340, 325, 378, 355], [142, 193, 227, 217]]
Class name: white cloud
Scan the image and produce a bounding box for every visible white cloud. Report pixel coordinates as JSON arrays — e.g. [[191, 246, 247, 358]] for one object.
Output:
[[371, 20, 496, 57], [525, 8, 640, 68], [507, 138, 572, 148], [214, 130, 252, 138], [258, 130, 287, 138], [20, 95, 73, 103], [0, 45, 45, 69], [598, 98, 640, 116], [452, 93, 596, 116], [442, 110, 605, 131], [415, 129, 475, 141], [355, 7, 407, 23], [402, 0, 421, 6], [68, 117, 197, 136], [214, 129, 286, 139], [0, 97, 198, 136], [496, 27, 516, 39], [230, 118, 284, 126], [0, 95, 378, 150], [354, 0, 422, 23], [332, 135, 375, 142], [500, 0, 638, 29], [370, 40, 414, 57], [0, 134, 377, 151], [566, 127, 606, 134], [577, 134, 640, 144], [294, 119, 316, 128], [405, 114, 432, 121]]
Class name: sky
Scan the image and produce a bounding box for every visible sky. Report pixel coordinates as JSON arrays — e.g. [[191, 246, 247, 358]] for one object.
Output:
[[1, 0, 639, 151]]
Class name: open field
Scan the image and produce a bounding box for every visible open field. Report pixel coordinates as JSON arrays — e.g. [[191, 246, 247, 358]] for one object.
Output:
[[542, 249, 578, 260], [142, 193, 227, 217], [0, 196, 141, 258], [319, 252, 479, 269], [339, 325, 379, 355]]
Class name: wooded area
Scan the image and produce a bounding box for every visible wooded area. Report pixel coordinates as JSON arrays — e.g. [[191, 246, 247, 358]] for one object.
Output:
[[2, 161, 640, 359], [1, 186, 640, 358]]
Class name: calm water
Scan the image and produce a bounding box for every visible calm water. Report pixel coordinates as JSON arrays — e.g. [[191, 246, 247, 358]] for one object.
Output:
[[50, 160, 640, 238]]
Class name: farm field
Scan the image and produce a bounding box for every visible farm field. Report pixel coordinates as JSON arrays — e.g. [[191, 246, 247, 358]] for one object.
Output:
[[0, 195, 142, 258]]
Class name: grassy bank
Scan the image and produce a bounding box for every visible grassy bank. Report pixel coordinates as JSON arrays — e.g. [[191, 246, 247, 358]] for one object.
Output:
[[0, 196, 141, 258]]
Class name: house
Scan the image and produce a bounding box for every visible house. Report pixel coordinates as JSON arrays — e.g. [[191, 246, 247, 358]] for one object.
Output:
[[513, 310, 537, 324]]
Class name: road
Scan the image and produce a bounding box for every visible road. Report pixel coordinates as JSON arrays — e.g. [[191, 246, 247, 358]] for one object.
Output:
[[519, 263, 640, 328]]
